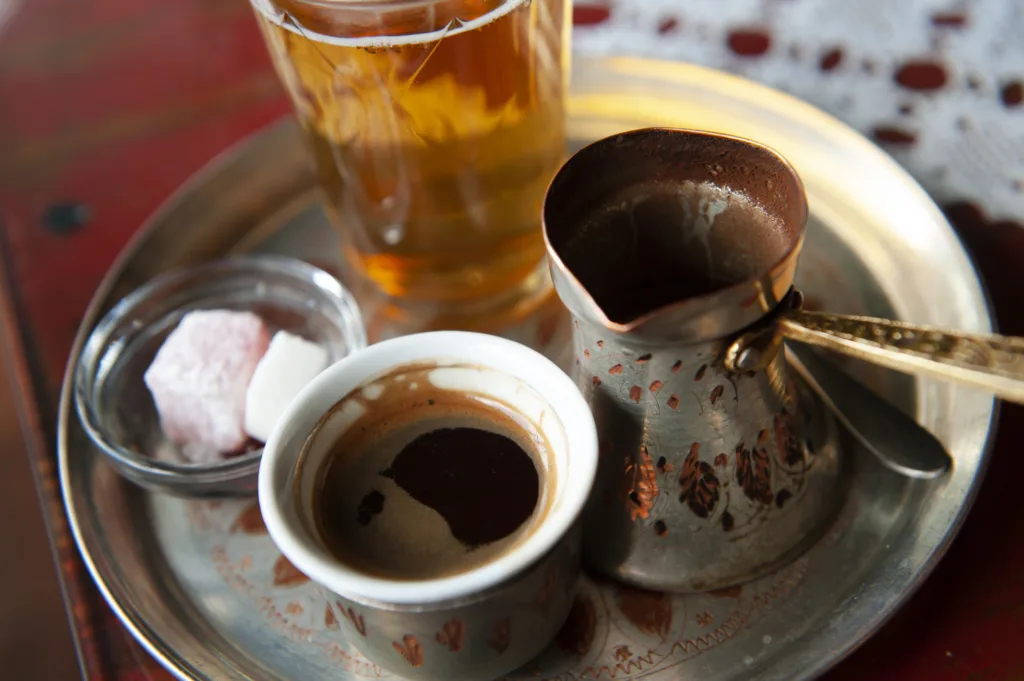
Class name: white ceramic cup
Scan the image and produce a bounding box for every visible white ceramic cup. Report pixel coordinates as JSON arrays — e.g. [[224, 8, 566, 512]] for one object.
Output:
[[259, 331, 597, 680]]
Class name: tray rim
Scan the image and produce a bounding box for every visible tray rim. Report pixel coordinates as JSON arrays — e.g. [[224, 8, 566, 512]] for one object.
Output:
[[58, 54, 998, 681]]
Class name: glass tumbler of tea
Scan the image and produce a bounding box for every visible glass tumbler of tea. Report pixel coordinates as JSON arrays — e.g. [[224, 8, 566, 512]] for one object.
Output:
[[250, 0, 572, 305]]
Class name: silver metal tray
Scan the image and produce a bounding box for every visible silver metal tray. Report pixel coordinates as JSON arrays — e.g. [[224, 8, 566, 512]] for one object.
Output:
[[59, 56, 996, 681]]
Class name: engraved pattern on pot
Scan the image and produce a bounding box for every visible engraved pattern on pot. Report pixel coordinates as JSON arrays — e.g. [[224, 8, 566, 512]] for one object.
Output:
[[543, 127, 846, 592], [575, 320, 842, 592]]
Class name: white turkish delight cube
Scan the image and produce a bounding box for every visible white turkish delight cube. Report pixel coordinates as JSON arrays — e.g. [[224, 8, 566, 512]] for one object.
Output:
[[244, 330, 329, 443]]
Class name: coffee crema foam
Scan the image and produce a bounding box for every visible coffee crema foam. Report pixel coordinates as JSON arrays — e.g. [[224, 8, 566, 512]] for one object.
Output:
[[303, 363, 557, 581]]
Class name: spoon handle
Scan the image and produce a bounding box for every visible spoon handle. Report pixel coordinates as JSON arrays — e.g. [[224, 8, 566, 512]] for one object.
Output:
[[785, 344, 951, 479], [777, 309, 1024, 404]]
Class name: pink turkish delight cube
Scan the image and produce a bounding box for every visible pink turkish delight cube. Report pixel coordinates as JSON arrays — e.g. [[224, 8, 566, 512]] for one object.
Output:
[[144, 310, 270, 458]]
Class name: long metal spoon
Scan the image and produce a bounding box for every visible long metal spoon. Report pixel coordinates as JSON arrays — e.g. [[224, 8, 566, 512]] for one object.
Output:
[[786, 343, 952, 479]]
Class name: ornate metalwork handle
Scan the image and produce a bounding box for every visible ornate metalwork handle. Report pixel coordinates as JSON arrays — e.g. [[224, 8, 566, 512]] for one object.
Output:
[[777, 309, 1024, 404]]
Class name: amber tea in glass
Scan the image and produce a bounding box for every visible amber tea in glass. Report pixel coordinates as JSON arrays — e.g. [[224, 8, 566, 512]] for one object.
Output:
[[251, 0, 570, 303]]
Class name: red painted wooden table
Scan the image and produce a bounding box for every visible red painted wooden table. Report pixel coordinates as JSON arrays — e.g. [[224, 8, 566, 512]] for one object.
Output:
[[1, 1, 1022, 679]]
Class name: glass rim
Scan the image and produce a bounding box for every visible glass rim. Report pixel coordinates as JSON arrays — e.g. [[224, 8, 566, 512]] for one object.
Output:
[[257, 0, 529, 12], [252, 0, 539, 46]]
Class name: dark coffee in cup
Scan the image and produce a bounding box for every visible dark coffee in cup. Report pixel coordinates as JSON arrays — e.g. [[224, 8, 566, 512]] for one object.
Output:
[[308, 364, 556, 580]]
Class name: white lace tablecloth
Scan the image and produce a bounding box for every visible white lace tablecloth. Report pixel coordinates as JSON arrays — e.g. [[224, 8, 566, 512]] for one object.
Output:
[[573, 0, 1023, 226]]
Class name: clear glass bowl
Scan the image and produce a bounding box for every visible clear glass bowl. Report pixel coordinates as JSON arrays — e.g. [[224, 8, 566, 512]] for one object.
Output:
[[74, 255, 367, 496]]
